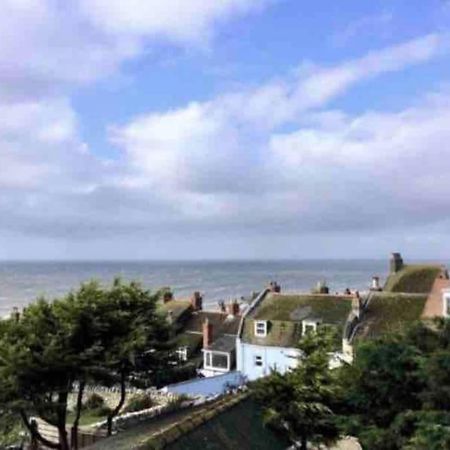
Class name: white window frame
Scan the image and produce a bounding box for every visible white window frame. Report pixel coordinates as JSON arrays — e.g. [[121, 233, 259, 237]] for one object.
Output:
[[176, 346, 188, 362], [443, 290, 450, 317], [203, 350, 230, 372], [302, 319, 321, 336], [254, 320, 268, 337]]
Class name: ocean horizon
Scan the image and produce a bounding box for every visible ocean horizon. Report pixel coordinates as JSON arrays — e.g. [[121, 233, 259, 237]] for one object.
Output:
[[1, 259, 447, 316]]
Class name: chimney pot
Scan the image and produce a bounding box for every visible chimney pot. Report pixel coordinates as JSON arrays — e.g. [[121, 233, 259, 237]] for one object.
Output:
[[191, 291, 203, 311], [227, 300, 240, 316]]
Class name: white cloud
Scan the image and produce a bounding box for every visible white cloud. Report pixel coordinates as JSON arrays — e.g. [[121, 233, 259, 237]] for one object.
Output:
[[101, 33, 450, 240], [79, 0, 269, 45]]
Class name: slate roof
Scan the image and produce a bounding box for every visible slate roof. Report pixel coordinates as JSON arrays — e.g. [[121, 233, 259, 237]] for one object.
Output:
[[208, 335, 236, 353], [183, 311, 241, 336], [173, 310, 241, 354], [242, 293, 353, 348]]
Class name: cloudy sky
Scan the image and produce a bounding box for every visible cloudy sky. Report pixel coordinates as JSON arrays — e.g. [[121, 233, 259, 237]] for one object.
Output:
[[1, 0, 450, 260]]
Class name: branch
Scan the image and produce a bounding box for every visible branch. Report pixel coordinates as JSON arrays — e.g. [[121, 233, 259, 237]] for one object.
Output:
[[107, 369, 127, 436], [19, 409, 60, 450]]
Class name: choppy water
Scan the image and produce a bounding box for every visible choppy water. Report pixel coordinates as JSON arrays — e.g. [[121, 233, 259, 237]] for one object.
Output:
[[0, 260, 392, 316]]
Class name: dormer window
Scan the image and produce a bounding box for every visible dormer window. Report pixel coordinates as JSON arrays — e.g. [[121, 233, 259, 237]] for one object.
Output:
[[254, 320, 268, 337], [302, 319, 321, 336]]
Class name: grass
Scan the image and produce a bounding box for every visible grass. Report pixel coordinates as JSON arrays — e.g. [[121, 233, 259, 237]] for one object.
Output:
[[384, 265, 441, 294], [355, 293, 427, 339], [67, 409, 106, 426]]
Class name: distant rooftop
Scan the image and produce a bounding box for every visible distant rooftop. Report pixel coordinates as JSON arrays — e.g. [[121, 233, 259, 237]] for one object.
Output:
[[384, 264, 442, 294]]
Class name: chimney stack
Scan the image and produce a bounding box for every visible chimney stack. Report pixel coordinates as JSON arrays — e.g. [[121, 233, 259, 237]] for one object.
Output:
[[316, 280, 329, 294], [390, 253, 404, 274], [352, 293, 362, 318], [191, 291, 203, 311], [227, 300, 240, 317], [268, 281, 281, 293], [203, 318, 213, 349], [163, 291, 173, 304], [371, 276, 381, 291]]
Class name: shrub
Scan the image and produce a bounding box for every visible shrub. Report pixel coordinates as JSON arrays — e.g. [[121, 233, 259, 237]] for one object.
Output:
[[84, 393, 105, 411], [124, 394, 154, 413]]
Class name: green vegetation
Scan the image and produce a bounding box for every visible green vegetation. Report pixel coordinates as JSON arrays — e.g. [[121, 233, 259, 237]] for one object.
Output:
[[356, 293, 427, 338], [0, 279, 173, 450], [252, 318, 450, 449], [340, 319, 450, 449], [123, 393, 154, 413], [252, 326, 342, 450], [384, 264, 441, 293]]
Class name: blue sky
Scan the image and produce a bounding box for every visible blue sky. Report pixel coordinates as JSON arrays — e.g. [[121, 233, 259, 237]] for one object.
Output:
[[1, 0, 450, 260]]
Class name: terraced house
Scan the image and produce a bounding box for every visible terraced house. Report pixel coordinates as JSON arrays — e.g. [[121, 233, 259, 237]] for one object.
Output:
[[236, 286, 358, 380], [351, 253, 450, 342]]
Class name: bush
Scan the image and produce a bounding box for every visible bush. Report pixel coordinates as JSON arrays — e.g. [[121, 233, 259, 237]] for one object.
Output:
[[84, 393, 105, 411], [124, 394, 154, 413]]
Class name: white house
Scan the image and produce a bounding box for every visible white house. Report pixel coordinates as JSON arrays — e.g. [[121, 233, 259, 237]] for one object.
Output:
[[236, 288, 356, 381]]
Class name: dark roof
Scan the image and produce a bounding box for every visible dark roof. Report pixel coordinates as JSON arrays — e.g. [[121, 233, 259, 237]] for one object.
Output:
[[353, 292, 427, 340], [183, 311, 241, 336], [165, 398, 289, 450], [159, 300, 192, 324], [242, 293, 352, 348], [174, 311, 241, 353], [208, 335, 236, 353]]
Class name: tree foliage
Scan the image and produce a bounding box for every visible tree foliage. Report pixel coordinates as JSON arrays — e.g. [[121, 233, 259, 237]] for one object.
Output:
[[252, 326, 342, 450], [341, 319, 450, 449], [0, 279, 172, 450]]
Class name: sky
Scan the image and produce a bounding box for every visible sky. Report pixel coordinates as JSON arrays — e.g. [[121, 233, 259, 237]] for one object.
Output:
[[1, 0, 450, 260]]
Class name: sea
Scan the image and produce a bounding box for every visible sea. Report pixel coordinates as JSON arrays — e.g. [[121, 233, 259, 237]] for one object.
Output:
[[0, 260, 393, 316]]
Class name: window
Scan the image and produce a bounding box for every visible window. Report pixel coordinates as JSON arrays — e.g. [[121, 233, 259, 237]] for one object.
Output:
[[254, 320, 268, 337], [444, 292, 450, 317], [302, 319, 321, 336], [204, 351, 229, 370], [176, 346, 188, 362], [254, 355, 263, 367]]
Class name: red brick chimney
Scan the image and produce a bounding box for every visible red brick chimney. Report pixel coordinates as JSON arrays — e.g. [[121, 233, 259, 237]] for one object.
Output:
[[203, 318, 213, 349], [268, 281, 281, 293], [227, 300, 240, 316], [191, 291, 203, 311]]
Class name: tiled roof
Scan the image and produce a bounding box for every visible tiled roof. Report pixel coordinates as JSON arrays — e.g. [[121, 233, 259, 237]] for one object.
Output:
[[183, 311, 241, 336], [242, 293, 352, 348], [175, 310, 241, 353], [353, 292, 427, 340]]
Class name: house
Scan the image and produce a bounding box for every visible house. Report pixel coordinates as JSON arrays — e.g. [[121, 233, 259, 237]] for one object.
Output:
[[236, 287, 356, 381], [350, 254, 450, 343], [159, 291, 242, 377]]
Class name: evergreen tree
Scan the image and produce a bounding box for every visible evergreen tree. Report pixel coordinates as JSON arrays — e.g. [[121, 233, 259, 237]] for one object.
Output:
[[253, 326, 342, 450]]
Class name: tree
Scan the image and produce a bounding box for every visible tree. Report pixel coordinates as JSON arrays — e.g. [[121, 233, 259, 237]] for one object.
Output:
[[340, 319, 450, 449], [0, 279, 172, 450], [252, 326, 342, 450], [89, 279, 172, 435]]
